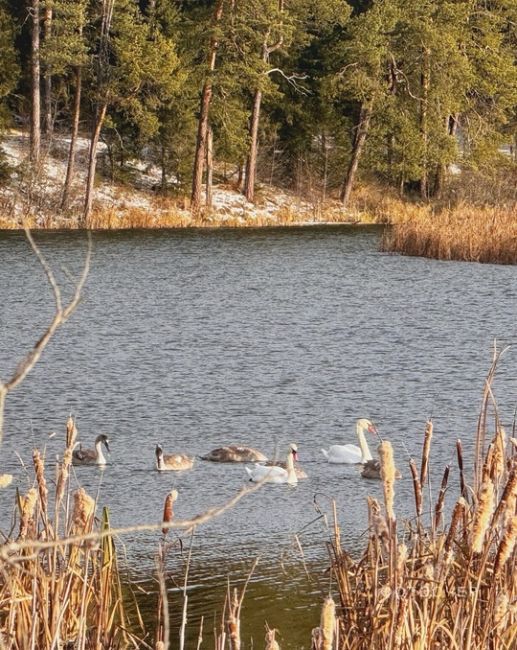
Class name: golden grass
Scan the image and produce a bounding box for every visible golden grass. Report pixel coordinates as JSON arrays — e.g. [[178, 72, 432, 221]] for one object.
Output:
[[382, 204, 517, 264]]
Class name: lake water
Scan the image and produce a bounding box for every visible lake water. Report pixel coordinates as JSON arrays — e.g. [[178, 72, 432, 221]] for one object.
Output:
[[1, 226, 516, 648]]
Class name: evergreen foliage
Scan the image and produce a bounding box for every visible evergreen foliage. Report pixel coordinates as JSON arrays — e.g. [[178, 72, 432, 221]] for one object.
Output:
[[0, 0, 514, 204]]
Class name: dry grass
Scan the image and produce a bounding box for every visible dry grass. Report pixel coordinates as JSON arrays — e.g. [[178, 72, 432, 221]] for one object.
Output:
[[0, 422, 143, 650], [382, 204, 517, 264], [328, 356, 517, 649]]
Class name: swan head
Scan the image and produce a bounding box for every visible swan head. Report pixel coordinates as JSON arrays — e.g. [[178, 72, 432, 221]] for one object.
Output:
[[357, 419, 377, 435], [96, 434, 110, 453], [289, 443, 298, 462], [155, 444, 164, 460]]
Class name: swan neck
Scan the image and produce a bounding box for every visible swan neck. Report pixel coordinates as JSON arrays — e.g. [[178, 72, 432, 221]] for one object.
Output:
[[357, 425, 373, 462], [96, 441, 106, 465], [286, 451, 297, 484]]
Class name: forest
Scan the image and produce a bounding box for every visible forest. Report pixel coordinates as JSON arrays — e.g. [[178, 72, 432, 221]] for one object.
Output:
[[0, 0, 515, 230]]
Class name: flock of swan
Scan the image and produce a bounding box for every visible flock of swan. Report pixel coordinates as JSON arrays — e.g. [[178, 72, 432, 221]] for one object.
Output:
[[72, 418, 394, 483]]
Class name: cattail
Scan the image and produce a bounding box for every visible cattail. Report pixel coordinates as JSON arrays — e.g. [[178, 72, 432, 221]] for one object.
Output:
[[55, 447, 73, 506], [494, 593, 509, 627], [434, 465, 450, 530], [155, 642, 165, 650], [379, 441, 396, 522], [494, 515, 517, 575], [409, 459, 422, 516], [392, 595, 407, 650], [493, 465, 517, 526], [162, 489, 178, 535], [320, 597, 335, 650], [456, 439, 467, 497], [265, 626, 280, 650], [472, 480, 495, 553], [420, 419, 433, 485], [18, 487, 38, 539], [0, 474, 13, 488], [33, 449, 48, 516], [368, 496, 389, 547], [71, 487, 95, 534], [396, 543, 408, 576], [66, 414, 78, 448], [491, 426, 506, 482], [445, 497, 467, 552]]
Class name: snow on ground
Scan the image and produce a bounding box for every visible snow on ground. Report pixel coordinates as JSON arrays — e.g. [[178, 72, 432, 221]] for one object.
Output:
[[0, 130, 354, 227]]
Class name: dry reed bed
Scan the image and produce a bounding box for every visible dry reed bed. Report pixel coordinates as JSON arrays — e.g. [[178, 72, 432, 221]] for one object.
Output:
[[326, 362, 517, 649], [381, 205, 517, 264]]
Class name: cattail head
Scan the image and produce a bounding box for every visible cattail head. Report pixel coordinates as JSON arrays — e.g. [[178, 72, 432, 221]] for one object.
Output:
[[162, 489, 178, 535], [445, 497, 467, 552], [32, 449, 48, 516], [491, 425, 506, 481], [56, 447, 73, 506], [420, 418, 433, 485], [397, 543, 408, 572], [18, 487, 38, 539], [66, 415, 78, 449], [472, 479, 495, 553], [494, 593, 509, 627], [320, 597, 335, 650], [0, 474, 13, 488], [379, 441, 396, 522], [71, 487, 95, 534], [494, 515, 517, 575], [368, 496, 389, 546]]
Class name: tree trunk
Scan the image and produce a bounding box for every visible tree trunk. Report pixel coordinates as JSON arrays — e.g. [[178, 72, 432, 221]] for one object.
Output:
[[61, 67, 82, 210], [205, 126, 213, 211], [43, 5, 52, 137], [419, 46, 431, 200], [83, 103, 108, 225], [30, 0, 41, 165], [433, 114, 459, 198], [340, 101, 373, 206], [243, 89, 262, 202], [191, 0, 224, 214]]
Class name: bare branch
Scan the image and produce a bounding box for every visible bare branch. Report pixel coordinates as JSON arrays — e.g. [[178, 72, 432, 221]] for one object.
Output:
[[0, 231, 91, 446], [1, 479, 267, 560], [266, 68, 310, 95]]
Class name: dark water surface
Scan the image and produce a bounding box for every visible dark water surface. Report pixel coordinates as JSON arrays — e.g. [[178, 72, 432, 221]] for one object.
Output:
[[1, 226, 516, 648]]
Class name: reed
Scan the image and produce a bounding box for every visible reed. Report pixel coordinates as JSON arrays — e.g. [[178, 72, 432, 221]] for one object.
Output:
[[0, 418, 142, 650], [381, 204, 517, 264], [329, 365, 517, 649]]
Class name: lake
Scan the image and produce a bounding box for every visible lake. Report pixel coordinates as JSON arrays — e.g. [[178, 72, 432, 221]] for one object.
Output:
[[1, 225, 516, 648]]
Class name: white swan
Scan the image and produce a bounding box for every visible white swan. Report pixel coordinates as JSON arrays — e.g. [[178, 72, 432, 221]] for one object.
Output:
[[321, 419, 376, 464], [245, 443, 298, 485]]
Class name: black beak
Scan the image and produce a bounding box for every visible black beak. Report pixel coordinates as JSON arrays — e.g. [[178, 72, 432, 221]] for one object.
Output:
[[104, 440, 111, 453]]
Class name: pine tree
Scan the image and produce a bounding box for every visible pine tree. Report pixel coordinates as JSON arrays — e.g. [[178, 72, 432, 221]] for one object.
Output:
[[83, 0, 180, 223]]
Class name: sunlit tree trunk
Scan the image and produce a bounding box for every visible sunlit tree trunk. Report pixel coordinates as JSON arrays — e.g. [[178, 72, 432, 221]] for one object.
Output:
[[340, 101, 373, 206], [205, 125, 213, 211], [83, 103, 108, 224], [43, 4, 52, 137], [191, 0, 224, 214], [419, 46, 431, 200], [61, 66, 82, 209], [244, 88, 262, 202], [30, 0, 41, 165]]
